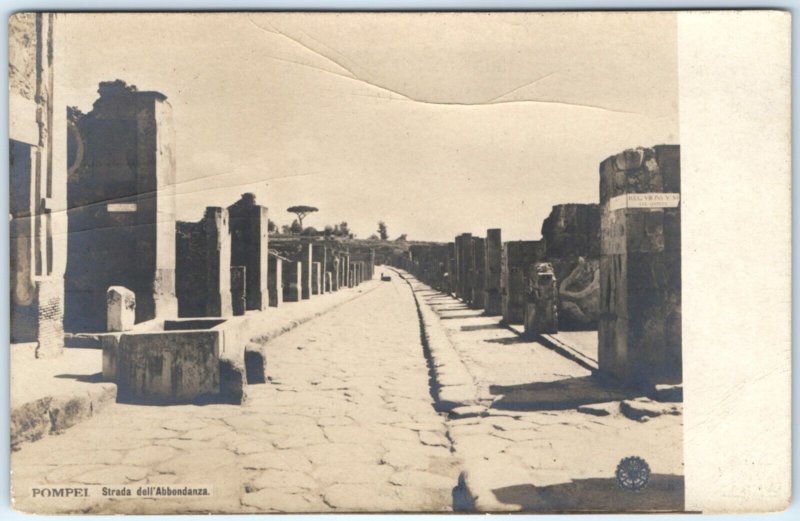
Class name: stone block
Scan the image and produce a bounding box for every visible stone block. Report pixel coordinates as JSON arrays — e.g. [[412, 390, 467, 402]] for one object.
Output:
[[541, 204, 600, 260], [483, 229, 503, 315], [300, 242, 313, 299], [106, 286, 135, 332], [230, 266, 246, 316]]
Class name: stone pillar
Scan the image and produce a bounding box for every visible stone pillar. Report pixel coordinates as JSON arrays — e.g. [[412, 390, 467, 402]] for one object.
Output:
[[228, 193, 268, 311], [598, 145, 682, 386], [268, 254, 283, 307], [312, 261, 322, 295], [65, 80, 177, 332], [107, 286, 135, 332], [471, 237, 486, 309], [332, 256, 341, 291], [230, 266, 246, 316], [501, 240, 546, 324], [454, 234, 472, 301], [368, 249, 376, 280], [175, 207, 232, 318], [9, 13, 68, 357], [524, 263, 559, 336], [300, 242, 313, 299], [484, 229, 503, 315], [325, 272, 333, 292], [343, 254, 351, 288], [283, 261, 302, 302]]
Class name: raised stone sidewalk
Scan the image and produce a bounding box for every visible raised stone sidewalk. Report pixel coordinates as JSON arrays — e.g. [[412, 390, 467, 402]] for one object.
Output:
[[395, 269, 684, 513]]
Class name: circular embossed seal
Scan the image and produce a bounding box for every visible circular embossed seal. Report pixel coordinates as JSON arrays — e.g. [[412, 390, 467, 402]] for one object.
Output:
[[616, 456, 651, 491]]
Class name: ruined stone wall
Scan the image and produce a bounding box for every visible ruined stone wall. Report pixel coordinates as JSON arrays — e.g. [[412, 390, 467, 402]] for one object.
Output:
[[65, 81, 177, 332], [541, 204, 601, 330], [598, 145, 681, 386]]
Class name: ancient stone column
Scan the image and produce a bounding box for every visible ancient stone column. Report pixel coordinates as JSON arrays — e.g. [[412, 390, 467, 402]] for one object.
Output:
[[471, 237, 486, 309], [325, 272, 333, 292], [501, 240, 546, 324], [524, 263, 559, 337], [447, 242, 457, 296], [107, 286, 135, 332], [65, 80, 178, 332], [300, 242, 313, 299], [454, 233, 473, 302], [283, 261, 302, 302], [268, 253, 283, 307], [598, 145, 682, 386], [312, 245, 328, 294], [230, 266, 246, 316], [312, 261, 322, 295], [175, 207, 232, 318], [228, 193, 268, 311], [484, 229, 503, 315]]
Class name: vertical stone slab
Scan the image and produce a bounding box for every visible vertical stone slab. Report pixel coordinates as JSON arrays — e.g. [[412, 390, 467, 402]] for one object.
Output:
[[598, 145, 682, 386], [484, 229, 503, 315], [325, 271, 333, 292], [524, 263, 559, 336], [300, 242, 313, 299], [268, 254, 282, 307], [471, 237, 486, 309], [332, 256, 341, 291], [454, 234, 473, 301], [65, 80, 177, 332], [230, 266, 246, 316], [107, 286, 135, 332], [228, 193, 268, 311], [501, 240, 547, 324], [283, 261, 302, 302], [312, 261, 322, 295], [312, 244, 329, 293]]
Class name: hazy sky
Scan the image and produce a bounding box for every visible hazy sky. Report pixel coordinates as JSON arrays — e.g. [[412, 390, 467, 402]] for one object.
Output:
[[63, 12, 678, 242]]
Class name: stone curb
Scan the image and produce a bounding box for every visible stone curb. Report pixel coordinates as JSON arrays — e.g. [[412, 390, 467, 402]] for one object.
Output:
[[11, 383, 117, 450], [390, 269, 479, 413]]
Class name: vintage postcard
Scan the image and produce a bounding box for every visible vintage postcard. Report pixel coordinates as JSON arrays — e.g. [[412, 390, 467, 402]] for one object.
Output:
[[7, 11, 791, 514]]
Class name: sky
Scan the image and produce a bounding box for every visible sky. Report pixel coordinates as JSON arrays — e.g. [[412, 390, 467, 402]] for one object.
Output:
[[62, 12, 678, 242]]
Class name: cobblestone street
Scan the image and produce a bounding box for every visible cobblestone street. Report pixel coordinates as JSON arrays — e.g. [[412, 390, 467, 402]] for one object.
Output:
[[12, 269, 460, 514]]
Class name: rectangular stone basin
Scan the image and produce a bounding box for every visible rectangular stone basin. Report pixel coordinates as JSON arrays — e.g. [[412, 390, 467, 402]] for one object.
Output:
[[103, 318, 247, 405]]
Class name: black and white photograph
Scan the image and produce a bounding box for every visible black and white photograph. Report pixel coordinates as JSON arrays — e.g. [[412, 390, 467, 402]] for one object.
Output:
[[6, 10, 791, 515]]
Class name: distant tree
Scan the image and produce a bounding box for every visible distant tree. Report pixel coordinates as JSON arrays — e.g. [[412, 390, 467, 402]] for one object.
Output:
[[281, 224, 292, 235], [377, 221, 388, 240], [289, 219, 302, 235], [302, 226, 318, 236], [324, 225, 334, 237], [287, 205, 318, 229], [395, 234, 408, 242], [339, 221, 350, 237], [268, 219, 277, 233], [368, 233, 380, 240]]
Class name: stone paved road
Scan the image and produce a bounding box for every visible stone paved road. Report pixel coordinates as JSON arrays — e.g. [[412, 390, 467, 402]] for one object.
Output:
[[12, 268, 460, 514]]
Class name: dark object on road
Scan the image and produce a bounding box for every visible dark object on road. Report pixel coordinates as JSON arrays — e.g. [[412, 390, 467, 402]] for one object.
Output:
[[381, 274, 392, 281]]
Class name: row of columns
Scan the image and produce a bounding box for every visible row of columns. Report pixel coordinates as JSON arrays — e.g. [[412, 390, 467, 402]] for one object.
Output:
[[396, 144, 682, 388]]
